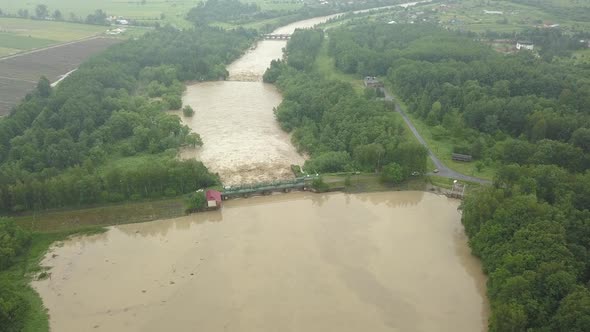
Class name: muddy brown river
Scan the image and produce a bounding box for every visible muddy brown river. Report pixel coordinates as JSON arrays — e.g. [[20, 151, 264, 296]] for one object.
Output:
[[177, 1, 432, 186], [34, 3, 488, 330], [34, 192, 488, 331], [178, 18, 310, 185]]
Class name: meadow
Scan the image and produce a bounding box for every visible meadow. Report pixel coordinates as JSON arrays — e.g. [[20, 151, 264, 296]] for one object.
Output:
[[0, 0, 303, 27], [430, 0, 590, 33], [0, 17, 109, 56]]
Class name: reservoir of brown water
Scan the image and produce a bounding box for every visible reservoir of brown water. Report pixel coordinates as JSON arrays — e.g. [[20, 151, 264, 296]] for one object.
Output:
[[33, 192, 488, 331]]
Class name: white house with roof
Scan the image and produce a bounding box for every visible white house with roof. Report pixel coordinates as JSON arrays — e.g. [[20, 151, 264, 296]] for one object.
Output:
[[516, 41, 534, 50]]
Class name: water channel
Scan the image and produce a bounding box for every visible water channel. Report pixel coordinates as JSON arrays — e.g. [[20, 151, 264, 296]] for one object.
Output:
[[33, 3, 488, 331]]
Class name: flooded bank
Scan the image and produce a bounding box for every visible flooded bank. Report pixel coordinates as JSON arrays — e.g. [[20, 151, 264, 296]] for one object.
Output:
[[34, 192, 488, 332]]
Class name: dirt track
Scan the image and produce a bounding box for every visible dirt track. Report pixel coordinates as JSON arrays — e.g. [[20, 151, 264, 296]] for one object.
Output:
[[0, 37, 120, 115]]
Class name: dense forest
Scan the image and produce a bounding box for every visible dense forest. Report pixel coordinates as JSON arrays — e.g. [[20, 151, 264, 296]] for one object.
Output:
[[328, 24, 590, 173], [264, 29, 427, 181], [327, 23, 590, 330], [0, 26, 257, 213]]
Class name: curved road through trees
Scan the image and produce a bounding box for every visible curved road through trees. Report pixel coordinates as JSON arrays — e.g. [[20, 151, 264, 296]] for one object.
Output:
[[384, 91, 491, 184]]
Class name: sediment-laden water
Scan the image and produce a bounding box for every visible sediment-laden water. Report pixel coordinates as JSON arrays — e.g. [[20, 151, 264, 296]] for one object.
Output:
[[33, 192, 488, 332], [179, 81, 304, 185]]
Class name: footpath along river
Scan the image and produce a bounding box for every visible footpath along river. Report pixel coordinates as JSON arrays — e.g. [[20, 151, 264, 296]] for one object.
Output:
[[33, 3, 488, 331]]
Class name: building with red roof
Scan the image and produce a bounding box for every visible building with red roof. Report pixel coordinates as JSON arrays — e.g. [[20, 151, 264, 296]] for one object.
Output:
[[206, 190, 222, 209]]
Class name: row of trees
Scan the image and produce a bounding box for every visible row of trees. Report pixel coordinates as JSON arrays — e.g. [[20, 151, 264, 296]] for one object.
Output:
[[0, 25, 256, 213], [264, 29, 427, 180], [0, 219, 32, 332], [326, 22, 590, 330], [1, 5, 110, 26]]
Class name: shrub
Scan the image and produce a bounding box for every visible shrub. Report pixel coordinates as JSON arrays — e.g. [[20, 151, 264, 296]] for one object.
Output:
[[185, 191, 207, 213], [182, 105, 194, 117]]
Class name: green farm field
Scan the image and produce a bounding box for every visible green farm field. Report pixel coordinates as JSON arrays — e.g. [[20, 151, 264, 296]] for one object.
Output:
[[428, 0, 590, 33], [0, 17, 110, 56], [0, 0, 302, 27]]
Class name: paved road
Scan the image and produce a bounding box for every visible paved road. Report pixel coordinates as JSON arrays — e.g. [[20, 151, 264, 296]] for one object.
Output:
[[384, 91, 491, 184]]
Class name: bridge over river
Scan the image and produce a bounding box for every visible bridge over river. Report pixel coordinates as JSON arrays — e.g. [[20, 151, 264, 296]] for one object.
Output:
[[262, 34, 292, 40]]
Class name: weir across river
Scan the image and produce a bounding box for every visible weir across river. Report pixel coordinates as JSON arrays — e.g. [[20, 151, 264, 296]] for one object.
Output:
[[262, 34, 292, 40], [221, 176, 317, 199]]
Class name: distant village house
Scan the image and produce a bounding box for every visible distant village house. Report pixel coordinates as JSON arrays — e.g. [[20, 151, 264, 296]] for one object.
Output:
[[516, 41, 534, 50]]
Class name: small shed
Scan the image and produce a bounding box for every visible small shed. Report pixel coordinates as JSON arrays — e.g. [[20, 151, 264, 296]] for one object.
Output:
[[364, 76, 383, 88], [452, 153, 473, 162], [206, 190, 222, 209]]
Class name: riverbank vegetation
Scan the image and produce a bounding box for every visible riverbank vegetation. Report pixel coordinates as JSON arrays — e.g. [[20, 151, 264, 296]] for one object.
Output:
[[264, 28, 428, 184], [323, 22, 590, 330], [0, 217, 106, 332], [0, 22, 258, 330], [0, 26, 258, 214], [327, 23, 590, 175]]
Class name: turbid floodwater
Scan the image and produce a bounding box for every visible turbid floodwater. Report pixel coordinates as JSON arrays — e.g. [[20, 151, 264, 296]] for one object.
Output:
[[178, 19, 309, 185], [33, 3, 488, 330], [177, 1, 432, 185], [33, 192, 488, 331]]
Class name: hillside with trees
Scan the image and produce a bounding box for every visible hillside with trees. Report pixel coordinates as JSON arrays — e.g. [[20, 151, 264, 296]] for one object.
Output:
[[327, 22, 590, 330]]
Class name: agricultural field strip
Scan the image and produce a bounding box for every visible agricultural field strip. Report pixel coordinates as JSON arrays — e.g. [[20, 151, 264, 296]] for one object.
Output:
[[0, 37, 121, 115], [0, 75, 36, 83], [0, 35, 105, 61]]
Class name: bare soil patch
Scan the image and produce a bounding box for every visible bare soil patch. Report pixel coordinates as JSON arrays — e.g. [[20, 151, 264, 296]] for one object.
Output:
[[0, 37, 120, 115]]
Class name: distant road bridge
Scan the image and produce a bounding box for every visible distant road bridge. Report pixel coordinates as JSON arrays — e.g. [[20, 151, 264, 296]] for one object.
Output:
[[262, 34, 292, 40]]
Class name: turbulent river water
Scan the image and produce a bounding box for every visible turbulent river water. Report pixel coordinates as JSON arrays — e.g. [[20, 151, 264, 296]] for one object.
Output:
[[33, 3, 488, 331], [177, 1, 432, 185], [177, 25, 306, 185], [34, 192, 488, 331]]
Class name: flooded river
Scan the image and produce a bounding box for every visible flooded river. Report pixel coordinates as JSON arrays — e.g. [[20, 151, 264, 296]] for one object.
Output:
[[178, 1, 432, 185], [178, 1, 431, 185], [34, 3, 488, 330], [34, 192, 488, 331], [179, 17, 311, 185]]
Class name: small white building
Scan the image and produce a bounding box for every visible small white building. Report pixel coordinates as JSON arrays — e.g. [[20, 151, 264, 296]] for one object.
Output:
[[516, 41, 534, 51], [106, 27, 126, 35], [483, 10, 504, 15], [116, 19, 129, 25]]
